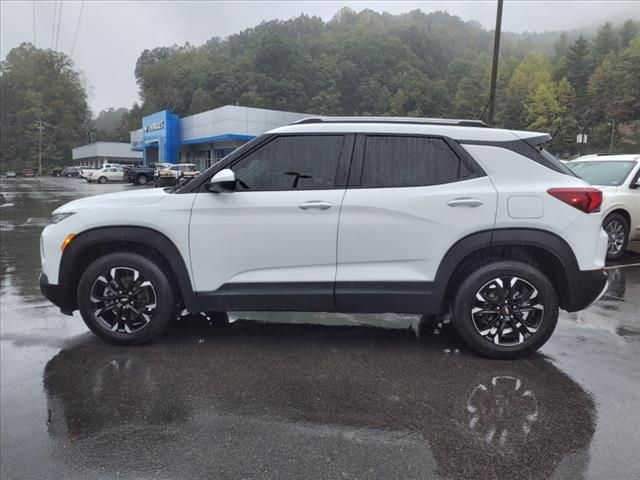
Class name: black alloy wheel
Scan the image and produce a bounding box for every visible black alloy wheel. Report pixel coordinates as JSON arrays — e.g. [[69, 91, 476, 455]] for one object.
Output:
[[452, 261, 559, 359], [78, 252, 175, 345], [89, 266, 157, 334]]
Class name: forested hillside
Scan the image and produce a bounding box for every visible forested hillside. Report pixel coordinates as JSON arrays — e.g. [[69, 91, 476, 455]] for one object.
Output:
[[132, 9, 639, 155], [1, 8, 638, 171], [0, 45, 91, 171]]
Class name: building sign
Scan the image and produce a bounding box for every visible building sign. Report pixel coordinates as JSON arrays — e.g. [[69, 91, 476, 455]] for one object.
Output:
[[143, 121, 165, 133]]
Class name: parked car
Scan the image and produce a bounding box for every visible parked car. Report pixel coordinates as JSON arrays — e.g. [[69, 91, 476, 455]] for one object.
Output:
[[126, 162, 172, 186], [61, 166, 80, 178], [40, 117, 608, 359], [79, 168, 95, 179], [156, 163, 199, 187], [5, 170, 17, 178], [80, 164, 120, 179], [86, 166, 125, 184], [22, 168, 35, 177], [566, 153, 640, 259], [50, 166, 64, 177]]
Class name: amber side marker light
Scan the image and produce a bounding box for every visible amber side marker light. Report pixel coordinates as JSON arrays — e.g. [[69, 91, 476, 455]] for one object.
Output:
[[60, 234, 75, 252]]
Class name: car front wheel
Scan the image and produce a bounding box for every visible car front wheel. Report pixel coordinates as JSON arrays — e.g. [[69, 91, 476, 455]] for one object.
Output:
[[452, 261, 559, 359], [136, 174, 148, 185], [603, 213, 629, 260], [77, 252, 175, 345], [98, 176, 108, 184]]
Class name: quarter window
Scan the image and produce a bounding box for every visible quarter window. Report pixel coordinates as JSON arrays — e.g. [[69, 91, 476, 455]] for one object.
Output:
[[232, 135, 344, 191], [361, 136, 464, 188]]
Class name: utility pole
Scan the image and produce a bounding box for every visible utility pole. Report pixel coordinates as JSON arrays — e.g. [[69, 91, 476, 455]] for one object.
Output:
[[487, 0, 504, 125], [35, 120, 46, 176]]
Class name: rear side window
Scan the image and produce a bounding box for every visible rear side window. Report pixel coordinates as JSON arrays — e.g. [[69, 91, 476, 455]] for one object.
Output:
[[233, 135, 344, 191], [361, 136, 463, 188]]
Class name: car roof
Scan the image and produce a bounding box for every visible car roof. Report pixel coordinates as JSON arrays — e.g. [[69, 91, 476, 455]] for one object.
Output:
[[571, 154, 640, 162], [267, 116, 549, 144]]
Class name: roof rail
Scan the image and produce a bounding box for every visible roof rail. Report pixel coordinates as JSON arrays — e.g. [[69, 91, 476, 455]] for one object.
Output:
[[293, 116, 492, 128]]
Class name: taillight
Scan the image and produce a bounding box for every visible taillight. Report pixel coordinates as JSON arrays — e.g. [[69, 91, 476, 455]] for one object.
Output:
[[547, 187, 602, 213]]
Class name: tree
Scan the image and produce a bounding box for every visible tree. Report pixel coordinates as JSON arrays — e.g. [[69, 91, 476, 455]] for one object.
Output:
[[188, 88, 214, 114], [591, 23, 619, 65], [0, 43, 91, 171], [94, 107, 128, 142], [618, 20, 639, 48], [565, 36, 592, 123], [501, 54, 552, 129]]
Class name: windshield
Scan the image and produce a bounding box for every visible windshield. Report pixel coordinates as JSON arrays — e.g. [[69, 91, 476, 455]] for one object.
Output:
[[566, 160, 636, 186]]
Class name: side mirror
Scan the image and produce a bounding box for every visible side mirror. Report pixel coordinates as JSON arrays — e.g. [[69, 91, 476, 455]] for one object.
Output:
[[206, 169, 236, 193], [631, 179, 640, 189]]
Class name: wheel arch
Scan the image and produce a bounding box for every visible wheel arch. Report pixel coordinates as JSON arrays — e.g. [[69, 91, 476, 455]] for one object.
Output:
[[59, 226, 200, 313], [436, 229, 579, 312], [603, 208, 631, 228]]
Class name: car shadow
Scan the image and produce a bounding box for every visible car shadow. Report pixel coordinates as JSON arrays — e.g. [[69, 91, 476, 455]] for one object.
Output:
[[43, 318, 595, 479]]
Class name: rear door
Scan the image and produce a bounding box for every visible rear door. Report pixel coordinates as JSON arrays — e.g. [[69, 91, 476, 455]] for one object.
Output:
[[335, 134, 498, 312]]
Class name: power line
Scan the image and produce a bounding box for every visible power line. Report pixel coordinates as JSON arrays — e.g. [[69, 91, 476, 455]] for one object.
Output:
[[54, 0, 64, 51], [32, 0, 36, 47], [70, 0, 85, 58], [50, 0, 57, 49]]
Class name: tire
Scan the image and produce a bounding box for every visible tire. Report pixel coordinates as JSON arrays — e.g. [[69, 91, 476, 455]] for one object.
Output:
[[136, 174, 148, 185], [77, 252, 176, 345], [98, 176, 108, 184], [451, 261, 559, 359], [603, 213, 629, 260]]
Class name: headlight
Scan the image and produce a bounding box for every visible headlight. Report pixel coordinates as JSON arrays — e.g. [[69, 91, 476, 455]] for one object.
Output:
[[51, 212, 76, 224]]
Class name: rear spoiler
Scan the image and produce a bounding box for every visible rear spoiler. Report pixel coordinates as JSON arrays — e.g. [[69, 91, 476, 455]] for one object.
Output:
[[512, 131, 552, 148]]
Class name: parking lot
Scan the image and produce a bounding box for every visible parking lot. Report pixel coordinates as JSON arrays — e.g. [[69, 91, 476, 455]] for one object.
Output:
[[1, 176, 639, 479]]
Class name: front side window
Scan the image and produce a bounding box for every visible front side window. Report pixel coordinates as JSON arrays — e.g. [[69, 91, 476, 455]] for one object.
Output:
[[361, 136, 463, 188], [232, 135, 344, 191]]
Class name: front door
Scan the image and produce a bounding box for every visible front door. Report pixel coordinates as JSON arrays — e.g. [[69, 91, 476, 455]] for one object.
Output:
[[189, 134, 352, 311]]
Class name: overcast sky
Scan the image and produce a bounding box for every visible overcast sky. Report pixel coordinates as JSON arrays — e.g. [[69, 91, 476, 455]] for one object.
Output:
[[2, 1, 639, 115]]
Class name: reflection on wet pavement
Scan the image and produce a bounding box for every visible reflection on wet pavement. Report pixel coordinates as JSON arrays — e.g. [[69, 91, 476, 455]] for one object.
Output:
[[1, 178, 639, 479]]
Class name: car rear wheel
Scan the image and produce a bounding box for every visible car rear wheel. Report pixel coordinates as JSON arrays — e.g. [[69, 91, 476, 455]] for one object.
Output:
[[136, 174, 148, 185], [452, 261, 558, 359], [98, 176, 108, 184], [77, 253, 175, 345], [603, 213, 629, 260]]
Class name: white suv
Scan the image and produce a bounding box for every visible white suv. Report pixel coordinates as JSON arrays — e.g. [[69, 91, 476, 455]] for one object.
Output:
[[40, 117, 609, 358], [566, 154, 640, 259]]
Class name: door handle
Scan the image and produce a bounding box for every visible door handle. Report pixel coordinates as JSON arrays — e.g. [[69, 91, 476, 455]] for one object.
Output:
[[447, 197, 484, 208], [299, 200, 332, 210]]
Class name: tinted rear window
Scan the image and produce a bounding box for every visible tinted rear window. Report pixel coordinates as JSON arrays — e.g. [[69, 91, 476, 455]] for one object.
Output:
[[361, 136, 463, 188]]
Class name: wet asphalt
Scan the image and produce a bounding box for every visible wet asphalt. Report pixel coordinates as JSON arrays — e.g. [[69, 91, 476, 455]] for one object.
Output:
[[1, 177, 639, 480]]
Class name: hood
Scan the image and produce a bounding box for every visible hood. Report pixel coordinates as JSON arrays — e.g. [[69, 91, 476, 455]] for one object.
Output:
[[54, 188, 169, 213]]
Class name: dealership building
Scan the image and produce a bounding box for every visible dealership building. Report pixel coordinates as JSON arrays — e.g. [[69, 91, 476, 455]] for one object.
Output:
[[72, 142, 143, 168], [129, 105, 310, 171]]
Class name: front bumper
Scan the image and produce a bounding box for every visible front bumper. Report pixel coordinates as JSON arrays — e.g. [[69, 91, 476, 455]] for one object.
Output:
[[40, 273, 74, 316], [564, 269, 608, 312]]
